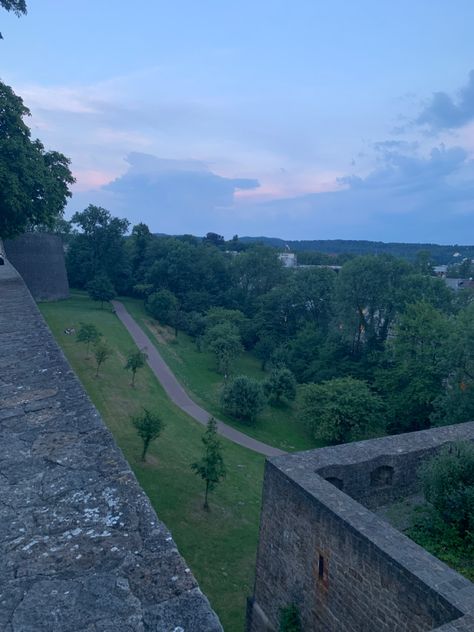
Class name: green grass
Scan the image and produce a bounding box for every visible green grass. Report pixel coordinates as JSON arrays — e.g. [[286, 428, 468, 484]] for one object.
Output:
[[120, 297, 318, 452], [39, 292, 265, 632]]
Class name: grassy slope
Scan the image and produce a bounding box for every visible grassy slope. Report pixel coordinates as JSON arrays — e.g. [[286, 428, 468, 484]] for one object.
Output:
[[121, 297, 318, 452], [39, 292, 264, 632]]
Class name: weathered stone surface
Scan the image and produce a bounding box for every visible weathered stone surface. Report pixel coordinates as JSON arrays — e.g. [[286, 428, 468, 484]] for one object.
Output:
[[248, 425, 474, 632], [4, 232, 69, 301], [0, 261, 222, 631]]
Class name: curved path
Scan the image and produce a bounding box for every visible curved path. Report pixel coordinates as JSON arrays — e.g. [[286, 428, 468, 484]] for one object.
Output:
[[112, 300, 285, 458]]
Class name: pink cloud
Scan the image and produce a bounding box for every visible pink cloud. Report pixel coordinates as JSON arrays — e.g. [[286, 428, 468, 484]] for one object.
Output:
[[72, 169, 118, 192]]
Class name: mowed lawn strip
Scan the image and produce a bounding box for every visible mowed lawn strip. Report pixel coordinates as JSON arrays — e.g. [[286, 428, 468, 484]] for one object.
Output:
[[120, 297, 318, 452], [39, 292, 264, 632]]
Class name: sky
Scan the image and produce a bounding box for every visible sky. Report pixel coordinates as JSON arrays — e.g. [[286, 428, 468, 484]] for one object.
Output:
[[2, 1, 474, 243]]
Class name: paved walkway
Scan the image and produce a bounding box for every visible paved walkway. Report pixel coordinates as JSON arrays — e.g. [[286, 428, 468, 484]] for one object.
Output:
[[112, 301, 285, 458]]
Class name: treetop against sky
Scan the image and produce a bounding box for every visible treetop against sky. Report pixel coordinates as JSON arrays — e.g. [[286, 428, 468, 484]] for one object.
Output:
[[2, 1, 474, 242]]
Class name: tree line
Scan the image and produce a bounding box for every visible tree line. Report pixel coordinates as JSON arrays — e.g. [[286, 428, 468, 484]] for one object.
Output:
[[62, 204, 474, 444]]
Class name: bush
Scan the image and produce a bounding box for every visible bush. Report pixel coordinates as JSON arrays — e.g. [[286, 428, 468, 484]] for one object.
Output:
[[420, 441, 474, 540], [221, 375, 266, 423], [279, 604, 302, 632], [264, 368, 297, 403], [300, 376, 385, 444]]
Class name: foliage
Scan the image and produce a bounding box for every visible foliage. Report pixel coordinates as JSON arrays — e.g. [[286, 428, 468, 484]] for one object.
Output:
[[0, 1, 26, 14], [204, 322, 243, 377], [86, 273, 116, 308], [94, 340, 112, 377], [300, 377, 385, 444], [191, 417, 226, 510], [279, 604, 303, 632], [76, 322, 101, 357], [124, 348, 148, 387], [264, 368, 297, 403], [132, 408, 165, 461], [377, 302, 450, 433], [146, 288, 179, 330], [420, 442, 474, 540], [221, 375, 266, 423], [0, 81, 74, 238], [67, 205, 130, 291]]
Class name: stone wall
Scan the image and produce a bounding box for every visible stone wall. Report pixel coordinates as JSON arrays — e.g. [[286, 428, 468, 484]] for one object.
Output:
[[4, 232, 69, 300], [248, 425, 474, 632], [0, 260, 222, 631]]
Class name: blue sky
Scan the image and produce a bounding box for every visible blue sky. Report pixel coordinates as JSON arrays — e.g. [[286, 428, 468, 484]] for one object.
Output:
[[2, 1, 474, 242]]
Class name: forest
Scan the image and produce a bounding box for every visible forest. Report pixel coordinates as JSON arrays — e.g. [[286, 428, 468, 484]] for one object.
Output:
[[64, 205, 474, 444]]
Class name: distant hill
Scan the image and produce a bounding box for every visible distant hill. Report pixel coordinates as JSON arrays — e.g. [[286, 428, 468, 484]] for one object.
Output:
[[239, 237, 474, 264]]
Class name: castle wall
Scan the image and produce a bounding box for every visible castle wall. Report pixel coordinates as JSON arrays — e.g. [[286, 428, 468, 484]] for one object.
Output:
[[0, 260, 222, 631], [248, 425, 474, 632], [4, 232, 69, 300]]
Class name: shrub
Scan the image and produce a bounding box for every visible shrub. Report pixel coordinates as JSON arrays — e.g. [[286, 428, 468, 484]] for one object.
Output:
[[221, 375, 266, 423]]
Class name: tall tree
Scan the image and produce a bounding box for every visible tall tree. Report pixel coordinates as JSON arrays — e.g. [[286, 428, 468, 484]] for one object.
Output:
[[87, 273, 116, 309], [0, 1, 27, 39], [67, 205, 130, 290], [0, 81, 74, 237], [191, 417, 226, 510]]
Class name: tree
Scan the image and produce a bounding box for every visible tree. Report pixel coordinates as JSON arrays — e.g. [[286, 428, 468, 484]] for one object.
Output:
[[0, 1, 27, 15], [221, 375, 266, 423], [0, 81, 74, 237], [204, 322, 243, 378], [146, 288, 179, 332], [76, 322, 101, 358], [377, 302, 450, 433], [125, 348, 148, 387], [87, 273, 116, 308], [264, 368, 297, 404], [67, 205, 130, 290], [132, 408, 165, 462], [191, 417, 226, 510], [420, 442, 474, 540], [300, 377, 385, 444], [335, 255, 410, 355], [94, 341, 112, 377]]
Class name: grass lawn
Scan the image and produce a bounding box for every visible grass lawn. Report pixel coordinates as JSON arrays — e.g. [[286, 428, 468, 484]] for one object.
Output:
[[120, 297, 319, 452], [39, 291, 265, 632]]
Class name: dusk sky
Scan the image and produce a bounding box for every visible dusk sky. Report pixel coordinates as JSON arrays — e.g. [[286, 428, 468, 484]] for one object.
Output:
[[2, 1, 474, 243]]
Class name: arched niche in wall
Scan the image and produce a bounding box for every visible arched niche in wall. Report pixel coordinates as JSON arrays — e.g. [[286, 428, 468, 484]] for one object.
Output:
[[370, 465, 394, 487]]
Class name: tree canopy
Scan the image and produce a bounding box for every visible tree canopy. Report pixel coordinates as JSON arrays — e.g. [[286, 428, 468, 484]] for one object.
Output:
[[0, 81, 74, 238]]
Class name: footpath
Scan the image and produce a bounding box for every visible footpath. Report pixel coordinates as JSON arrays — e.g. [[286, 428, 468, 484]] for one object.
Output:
[[112, 300, 285, 458]]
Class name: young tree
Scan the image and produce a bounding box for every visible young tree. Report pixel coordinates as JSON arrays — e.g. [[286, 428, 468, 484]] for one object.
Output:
[[191, 417, 226, 510], [125, 348, 148, 387], [76, 322, 101, 358], [221, 375, 266, 424], [132, 408, 165, 462], [204, 322, 243, 378], [264, 368, 297, 404], [300, 377, 385, 444], [86, 273, 116, 309], [94, 341, 112, 377], [0, 81, 74, 237]]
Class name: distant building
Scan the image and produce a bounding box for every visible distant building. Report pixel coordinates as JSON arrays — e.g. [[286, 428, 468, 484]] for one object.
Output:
[[444, 277, 474, 291], [278, 252, 297, 268], [433, 265, 448, 277]]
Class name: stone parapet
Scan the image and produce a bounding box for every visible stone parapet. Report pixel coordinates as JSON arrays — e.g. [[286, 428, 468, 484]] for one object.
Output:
[[0, 260, 222, 631]]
